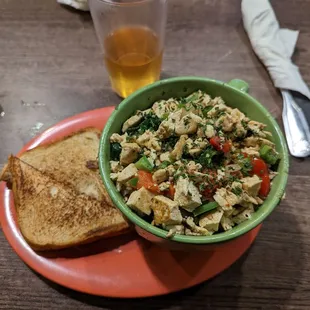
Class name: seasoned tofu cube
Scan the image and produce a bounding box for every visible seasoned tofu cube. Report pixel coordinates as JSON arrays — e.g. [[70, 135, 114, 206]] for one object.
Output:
[[170, 135, 188, 160], [241, 175, 262, 197], [174, 177, 202, 212], [205, 124, 216, 138], [127, 187, 154, 216], [221, 216, 234, 231], [215, 113, 234, 132], [120, 143, 140, 165], [213, 188, 240, 215], [248, 120, 266, 133], [156, 109, 184, 139], [207, 102, 227, 117], [159, 152, 171, 162], [230, 108, 246, 123], [152, 168, 169, 184], [235, 122, 247, 137], [110, 133, 127, 143], [187, 138, 208, 156], [232, 205, 254, 225], [244, 136, 274, 148], [185, 217, 210, 236], [199, 209, 224, 232], [137, 130, 161, 151], [122, 113, 143, 132], [152, 99, 178, 118], [117, 164, 138, 183], [175, 113, 202, 135], [110, 161, 123, 173], [241, 146, 260, 157], [151, 195, 182, 225]]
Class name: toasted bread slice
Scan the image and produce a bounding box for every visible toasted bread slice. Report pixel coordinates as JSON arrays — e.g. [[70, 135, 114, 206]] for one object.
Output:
[[17, 127, 112, 204], [8, 156, 129, 251]]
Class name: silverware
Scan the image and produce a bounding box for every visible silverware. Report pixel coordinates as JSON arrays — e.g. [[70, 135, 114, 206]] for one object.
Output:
[[281, 90, 310, 157], [0, 104, 4, 118]]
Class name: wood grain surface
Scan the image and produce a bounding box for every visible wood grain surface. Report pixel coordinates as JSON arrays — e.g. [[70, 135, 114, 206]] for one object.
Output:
[[1, 0, 310, 309]]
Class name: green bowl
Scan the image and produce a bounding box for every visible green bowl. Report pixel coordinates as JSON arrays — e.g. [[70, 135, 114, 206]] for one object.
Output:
[[99, 77, 289, 249]]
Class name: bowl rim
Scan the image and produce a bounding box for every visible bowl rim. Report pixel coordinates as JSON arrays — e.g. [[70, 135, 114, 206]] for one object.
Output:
[[99, 76, 289, 244]]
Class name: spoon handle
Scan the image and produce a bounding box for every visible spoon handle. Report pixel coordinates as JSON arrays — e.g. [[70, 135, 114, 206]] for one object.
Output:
[[281, 90, 310, 157]]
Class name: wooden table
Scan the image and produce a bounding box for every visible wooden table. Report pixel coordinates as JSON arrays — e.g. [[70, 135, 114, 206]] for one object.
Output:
[[1, 0, 310, 309]]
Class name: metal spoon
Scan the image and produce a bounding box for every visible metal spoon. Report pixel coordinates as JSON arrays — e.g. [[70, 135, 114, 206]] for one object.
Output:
[[281, 90, 310, 157]]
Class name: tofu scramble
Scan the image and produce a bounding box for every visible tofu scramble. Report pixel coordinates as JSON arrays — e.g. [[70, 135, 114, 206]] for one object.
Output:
[[109, 90, 280, 237]]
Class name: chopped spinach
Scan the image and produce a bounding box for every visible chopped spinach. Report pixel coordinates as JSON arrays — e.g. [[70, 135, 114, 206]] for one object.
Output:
[[110, 143, 122, 160], [163, 135, 179, 151], [197, 146, 220, 168], [240, 157, 253, 176]]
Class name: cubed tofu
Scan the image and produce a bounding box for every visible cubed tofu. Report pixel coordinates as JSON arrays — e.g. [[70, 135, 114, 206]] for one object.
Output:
[[241, 175, 262, 197], [241, 146, 260, 157], [215, 113, 234, 132], [205, 124, 216, 138], [120, 143, 140, 165], [170, 135, 188, 160], [235, 122, 247, 137], [240, 193, 258, 206], [175, 113, 202, 135], [110, 133, 127, 143], [152, 168, 169, 184], [221, 216, 234, 231], [207, 101, 227, 117], [152, 99, 178, 118], [122, 113, 144, 132], [232, 205, 254, 225], [127, 187, 154, 216], [187, 138, 208, 156], [160, 152, 171, 162], [185, 217, 210, 236], [248, 120, 266, 133], [230, 108, 245, 123], [151, 195, 182, 225], [136, 130, 161, 151], [199, 209, 224, 232], [174, 177, 202, 212], [213, 188, 240, 215], [186, 161, 202, 173], [110, 161, 123, 173], [244, 136, 274, 147], [117, 163, 138, 183]]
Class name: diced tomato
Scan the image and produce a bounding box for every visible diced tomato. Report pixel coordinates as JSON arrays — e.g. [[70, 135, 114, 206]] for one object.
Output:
[[259, 174, 270, 197], [137, 171, 161, 194], [210, 136, 222, 151], [251, 158, 268, 177], [210, 136, 231, 153], [164, 183, 176, 199], [200, 169, 219, 198], [222, 140, 232, 153]]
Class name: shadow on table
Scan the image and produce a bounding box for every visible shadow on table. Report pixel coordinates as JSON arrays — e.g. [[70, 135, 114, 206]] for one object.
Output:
[[32, 205, 304, 309]]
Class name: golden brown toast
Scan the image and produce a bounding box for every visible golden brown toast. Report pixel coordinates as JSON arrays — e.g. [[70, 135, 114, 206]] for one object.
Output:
[[7, 156, 129, 251], [18, 127, 112, 204]]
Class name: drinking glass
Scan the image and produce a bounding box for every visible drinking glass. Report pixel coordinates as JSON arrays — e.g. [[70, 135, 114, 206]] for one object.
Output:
[[89, 0, 168, 98]]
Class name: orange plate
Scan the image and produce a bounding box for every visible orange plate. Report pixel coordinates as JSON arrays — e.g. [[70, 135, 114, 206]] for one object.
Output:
[[0, 107, 261, 298]]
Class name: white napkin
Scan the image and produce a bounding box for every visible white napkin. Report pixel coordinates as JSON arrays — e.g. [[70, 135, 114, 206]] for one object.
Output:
[[242, 0, 310, 100], [57, 0, 89, 11]]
